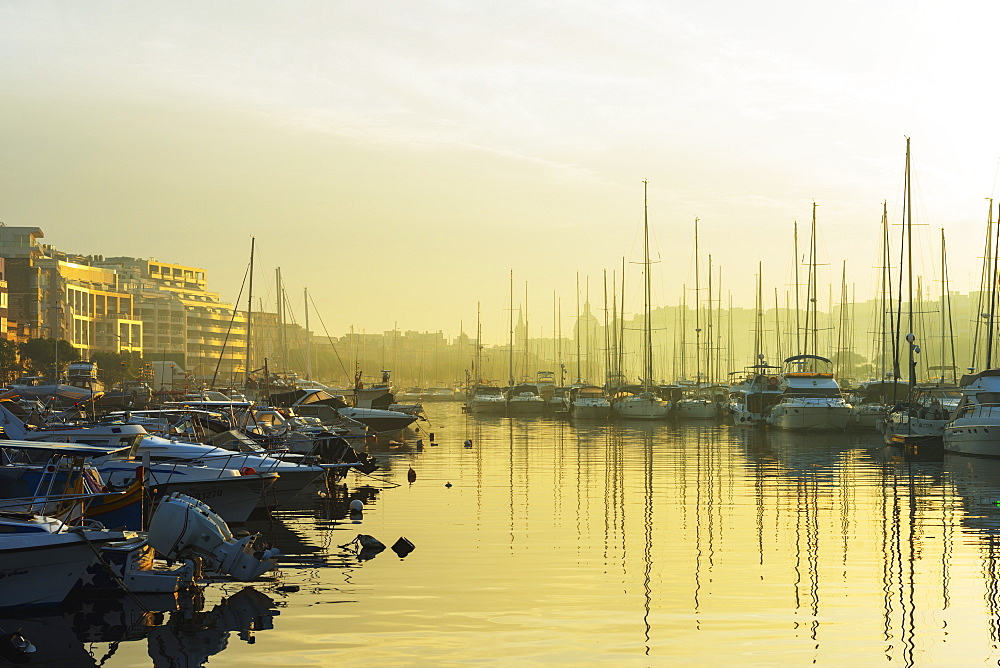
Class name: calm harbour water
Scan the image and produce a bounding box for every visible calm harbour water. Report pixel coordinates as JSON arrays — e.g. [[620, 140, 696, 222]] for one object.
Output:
[[16, 402, 1000, 666]]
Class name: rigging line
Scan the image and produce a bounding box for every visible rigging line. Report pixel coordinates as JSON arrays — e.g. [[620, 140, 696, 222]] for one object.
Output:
[[210, 260, 251, 388], [307, 291, 352, 384]]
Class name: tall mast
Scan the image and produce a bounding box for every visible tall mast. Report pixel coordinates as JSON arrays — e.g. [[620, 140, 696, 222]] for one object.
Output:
[[304, 287, 312, 380], [603, 270, 610, 388], [245, 236, 254, 386], [773, 287, 781, 364], [905, 137, 917, 387], [793, 220, 801, 354], [508, 269, 514, 387], [694, 217, 701, 385], [680, 284, 687, 380], [754, 262, 762, 361], [707, 254, 714, 384], [809, 203, 819, 358], [989, 198, 1000, 369], [942, 229, 957, 384], [643, 180, 653, 390], [276, 267, 284, 373], [575, 272, 582, 383], [523, 282, 529, 381]]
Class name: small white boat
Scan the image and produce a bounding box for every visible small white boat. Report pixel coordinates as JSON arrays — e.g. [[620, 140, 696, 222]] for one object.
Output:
[[566, 385, 611, 419], [612, 386, 670, 420], [880, 385, 961, 443], [506, 384, 546, 415], [467, 385, 507, 415]]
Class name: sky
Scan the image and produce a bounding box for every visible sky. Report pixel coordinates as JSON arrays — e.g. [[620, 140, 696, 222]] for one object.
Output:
[[2, 0, 999, 345]]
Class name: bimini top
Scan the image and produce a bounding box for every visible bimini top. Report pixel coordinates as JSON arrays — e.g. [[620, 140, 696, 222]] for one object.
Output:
[[0, 440, 131, 458], [782, 354, 833, 365]]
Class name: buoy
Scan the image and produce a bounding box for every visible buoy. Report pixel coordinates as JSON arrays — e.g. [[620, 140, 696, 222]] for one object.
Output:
[[429, 432, 435, 441], [349, 499, 364, 512], [463, 439, 473, 448], [445, 482, 452, 488], [431, 442, 438, 447], [354, 534, 384, 549], [391, 536, 416, 558], [407, 467, 416, 482]]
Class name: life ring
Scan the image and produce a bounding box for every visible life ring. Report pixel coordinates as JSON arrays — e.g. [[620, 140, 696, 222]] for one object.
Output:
[[767, 376, 780, 386], [240, 466, 258, 476]]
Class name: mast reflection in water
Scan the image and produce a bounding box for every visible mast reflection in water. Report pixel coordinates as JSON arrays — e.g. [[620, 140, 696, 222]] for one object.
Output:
[[66, 403, 1000, 665]]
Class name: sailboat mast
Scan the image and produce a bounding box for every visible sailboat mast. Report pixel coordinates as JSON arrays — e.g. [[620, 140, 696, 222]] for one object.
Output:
[[304, 287, 312, 380], [680, 285, 687, 380], [524, 282, 529, 381], [809, 203, 819, 358], [707, 253, 713, 384], [754, 262, 762, 361], [694, 218, 701, 385], [245, 237, 254, 386], [603, 270, 610, 388], [575, 272, 582, 383], [904, 137, 917, 387], [793, 220, 801, 354], [643, 180, 653, 389], [508, 270, 514, 387]]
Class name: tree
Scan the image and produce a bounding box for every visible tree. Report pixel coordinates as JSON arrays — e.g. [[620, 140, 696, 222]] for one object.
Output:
[[0, 339, 19, 383], [91, 350, 145, 387], [18, 338, 79, 378]]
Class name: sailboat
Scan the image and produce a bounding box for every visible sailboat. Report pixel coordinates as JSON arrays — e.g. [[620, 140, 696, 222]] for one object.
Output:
[[766, 203, 853, 431], [675, 218, 720, 420], [612, 181, 671, 420], [467, 303, 507, 415], [880, 138, 961, 443], [728, 264, 783, 426]]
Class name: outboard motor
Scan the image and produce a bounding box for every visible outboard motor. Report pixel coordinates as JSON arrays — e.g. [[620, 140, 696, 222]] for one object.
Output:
[[147, 493, 280, 581]]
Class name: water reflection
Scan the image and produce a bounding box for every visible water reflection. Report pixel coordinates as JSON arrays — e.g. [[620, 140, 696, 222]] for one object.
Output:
[[0, 586, 278, 667], [36, 404, 1000, 665]]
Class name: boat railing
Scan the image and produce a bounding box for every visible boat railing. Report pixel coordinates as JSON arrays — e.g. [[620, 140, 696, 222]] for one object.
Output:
[[953, 403, 1000, 419]]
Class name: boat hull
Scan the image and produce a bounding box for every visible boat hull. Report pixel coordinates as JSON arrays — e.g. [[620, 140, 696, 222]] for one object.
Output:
[[0, 531, 116, 608], [613, 396, 671, 420], [674, 401, 719, 420], [468, 399, 508, 415], [768, 405, 851, 431], [944, 417, 1000, 457], [570, 402, 611, 419]]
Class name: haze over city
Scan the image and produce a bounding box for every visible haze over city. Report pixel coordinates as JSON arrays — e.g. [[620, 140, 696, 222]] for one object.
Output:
[[2, 1, 998, 344]]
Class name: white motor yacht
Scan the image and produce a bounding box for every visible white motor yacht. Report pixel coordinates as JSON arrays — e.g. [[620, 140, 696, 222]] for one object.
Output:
[[467, 385, 508, 415], [766, 355, 852, 431], [944, 369, 1000, 456]]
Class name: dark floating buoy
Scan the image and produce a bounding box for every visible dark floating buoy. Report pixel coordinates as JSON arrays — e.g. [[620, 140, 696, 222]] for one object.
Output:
[[407, 467, 417, 483], [391, 537, 416, 558], [277, 584, 300, 593], [445, 482, 453, 488], [342, 533, 386, 561], [464, 439, 473, 448], [429, 432, 435, 441]]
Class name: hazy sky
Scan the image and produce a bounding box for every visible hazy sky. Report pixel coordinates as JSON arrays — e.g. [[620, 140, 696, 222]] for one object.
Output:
[[2, 1, 998, 345]]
